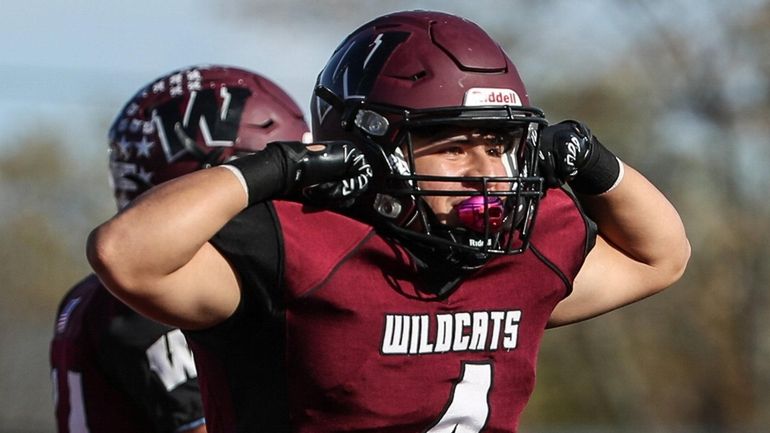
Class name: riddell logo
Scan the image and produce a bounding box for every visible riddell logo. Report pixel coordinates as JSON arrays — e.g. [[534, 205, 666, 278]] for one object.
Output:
[[464, 88, 522, 107]]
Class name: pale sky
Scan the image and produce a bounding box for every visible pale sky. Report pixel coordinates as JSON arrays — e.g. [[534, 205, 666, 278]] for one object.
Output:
[[0, 0, 336, 158], [0, 0, 763, 160], [0, 0, 627, 158]]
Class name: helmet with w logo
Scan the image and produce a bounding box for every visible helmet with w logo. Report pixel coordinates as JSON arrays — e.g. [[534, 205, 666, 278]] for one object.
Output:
[[108, 65, 309, 208], [312, 10, 547, 265]]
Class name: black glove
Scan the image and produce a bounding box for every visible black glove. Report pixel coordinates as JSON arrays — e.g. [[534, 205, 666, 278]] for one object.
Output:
[[538, 120, 621, 195], [225, 140, 372, 208]]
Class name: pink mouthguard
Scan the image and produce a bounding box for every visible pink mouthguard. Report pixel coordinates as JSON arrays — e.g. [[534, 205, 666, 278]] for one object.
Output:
[[457, 196, 504, 233]]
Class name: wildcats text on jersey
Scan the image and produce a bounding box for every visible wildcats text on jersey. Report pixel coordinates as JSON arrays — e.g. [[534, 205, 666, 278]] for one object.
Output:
[[381, 310, 521, 355]]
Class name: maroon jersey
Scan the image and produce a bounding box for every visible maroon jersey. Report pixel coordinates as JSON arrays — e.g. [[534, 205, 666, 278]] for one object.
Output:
[[188, 188, 592, 433], [50, 274, 205, 433]]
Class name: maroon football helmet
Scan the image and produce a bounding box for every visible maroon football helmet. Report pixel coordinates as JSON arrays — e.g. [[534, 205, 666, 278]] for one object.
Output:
[[109, 65, 309, 208], [312, 10, 547, 264]]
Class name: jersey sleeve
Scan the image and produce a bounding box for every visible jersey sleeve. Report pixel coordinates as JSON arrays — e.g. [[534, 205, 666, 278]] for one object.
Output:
[[528, 187, 597, 297], [182, 202, 288, 432], [96, 303, 205, 433], [191, 201, 284, 343]]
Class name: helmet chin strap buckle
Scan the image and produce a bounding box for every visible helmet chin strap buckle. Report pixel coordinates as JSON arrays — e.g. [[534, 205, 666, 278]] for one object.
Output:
[[457, 196, 504, 233]]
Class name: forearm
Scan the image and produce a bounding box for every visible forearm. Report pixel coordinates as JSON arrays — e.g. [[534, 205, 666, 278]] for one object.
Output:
[[541, 121, 690, 326], [87, 167, 247, 296], [577, 162, 690, 283], [87, 140, 370, 328]]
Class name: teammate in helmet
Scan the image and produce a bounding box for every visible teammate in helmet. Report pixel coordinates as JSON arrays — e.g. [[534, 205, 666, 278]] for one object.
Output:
[[86, 11, 690, 433], [51, 65, 308, 433]]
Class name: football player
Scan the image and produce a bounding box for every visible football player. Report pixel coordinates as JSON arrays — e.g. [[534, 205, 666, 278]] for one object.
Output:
[[86, 11, 690, 433], [50, 65, 308, 433]]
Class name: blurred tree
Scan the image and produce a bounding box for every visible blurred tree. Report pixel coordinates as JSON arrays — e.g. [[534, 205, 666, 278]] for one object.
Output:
[[521, 1, 770, 432], [0, 130, 113, 431]]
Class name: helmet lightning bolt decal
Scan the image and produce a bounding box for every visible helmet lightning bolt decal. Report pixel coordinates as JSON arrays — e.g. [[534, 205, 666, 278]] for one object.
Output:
[[343, 68, 350, 99], [364, 34, 384, 68], [219, 87, 231, 121]]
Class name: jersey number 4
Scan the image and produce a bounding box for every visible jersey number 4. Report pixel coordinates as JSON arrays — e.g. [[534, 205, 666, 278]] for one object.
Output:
[[425, 362, 492, 433]]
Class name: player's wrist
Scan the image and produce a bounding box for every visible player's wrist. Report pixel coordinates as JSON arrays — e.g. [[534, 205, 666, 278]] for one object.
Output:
[[569, 135, 623, 195], [223, 144, 289, 206], [223, 140, 372, 207]]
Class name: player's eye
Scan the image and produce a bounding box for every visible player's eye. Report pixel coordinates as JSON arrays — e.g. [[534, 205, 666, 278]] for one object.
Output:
[[442, 145, 464, 156], [486, 145, 505, 158]]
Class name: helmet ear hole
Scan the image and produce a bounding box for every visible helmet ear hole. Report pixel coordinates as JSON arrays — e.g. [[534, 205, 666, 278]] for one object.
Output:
[[354, 110, 390, 136], [373, 194, 403, 219]]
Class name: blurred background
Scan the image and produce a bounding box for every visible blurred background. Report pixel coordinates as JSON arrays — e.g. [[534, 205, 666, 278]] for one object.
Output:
[[1, 0, 768, 432]]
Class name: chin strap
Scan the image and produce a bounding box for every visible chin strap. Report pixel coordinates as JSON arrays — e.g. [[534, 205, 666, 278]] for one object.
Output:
[[379, 214, 493, 270]]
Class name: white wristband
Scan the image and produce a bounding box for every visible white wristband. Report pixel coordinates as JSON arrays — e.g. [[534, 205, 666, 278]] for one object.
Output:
[[600, 157, 625, 195], [219, 164, 250, 202]]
